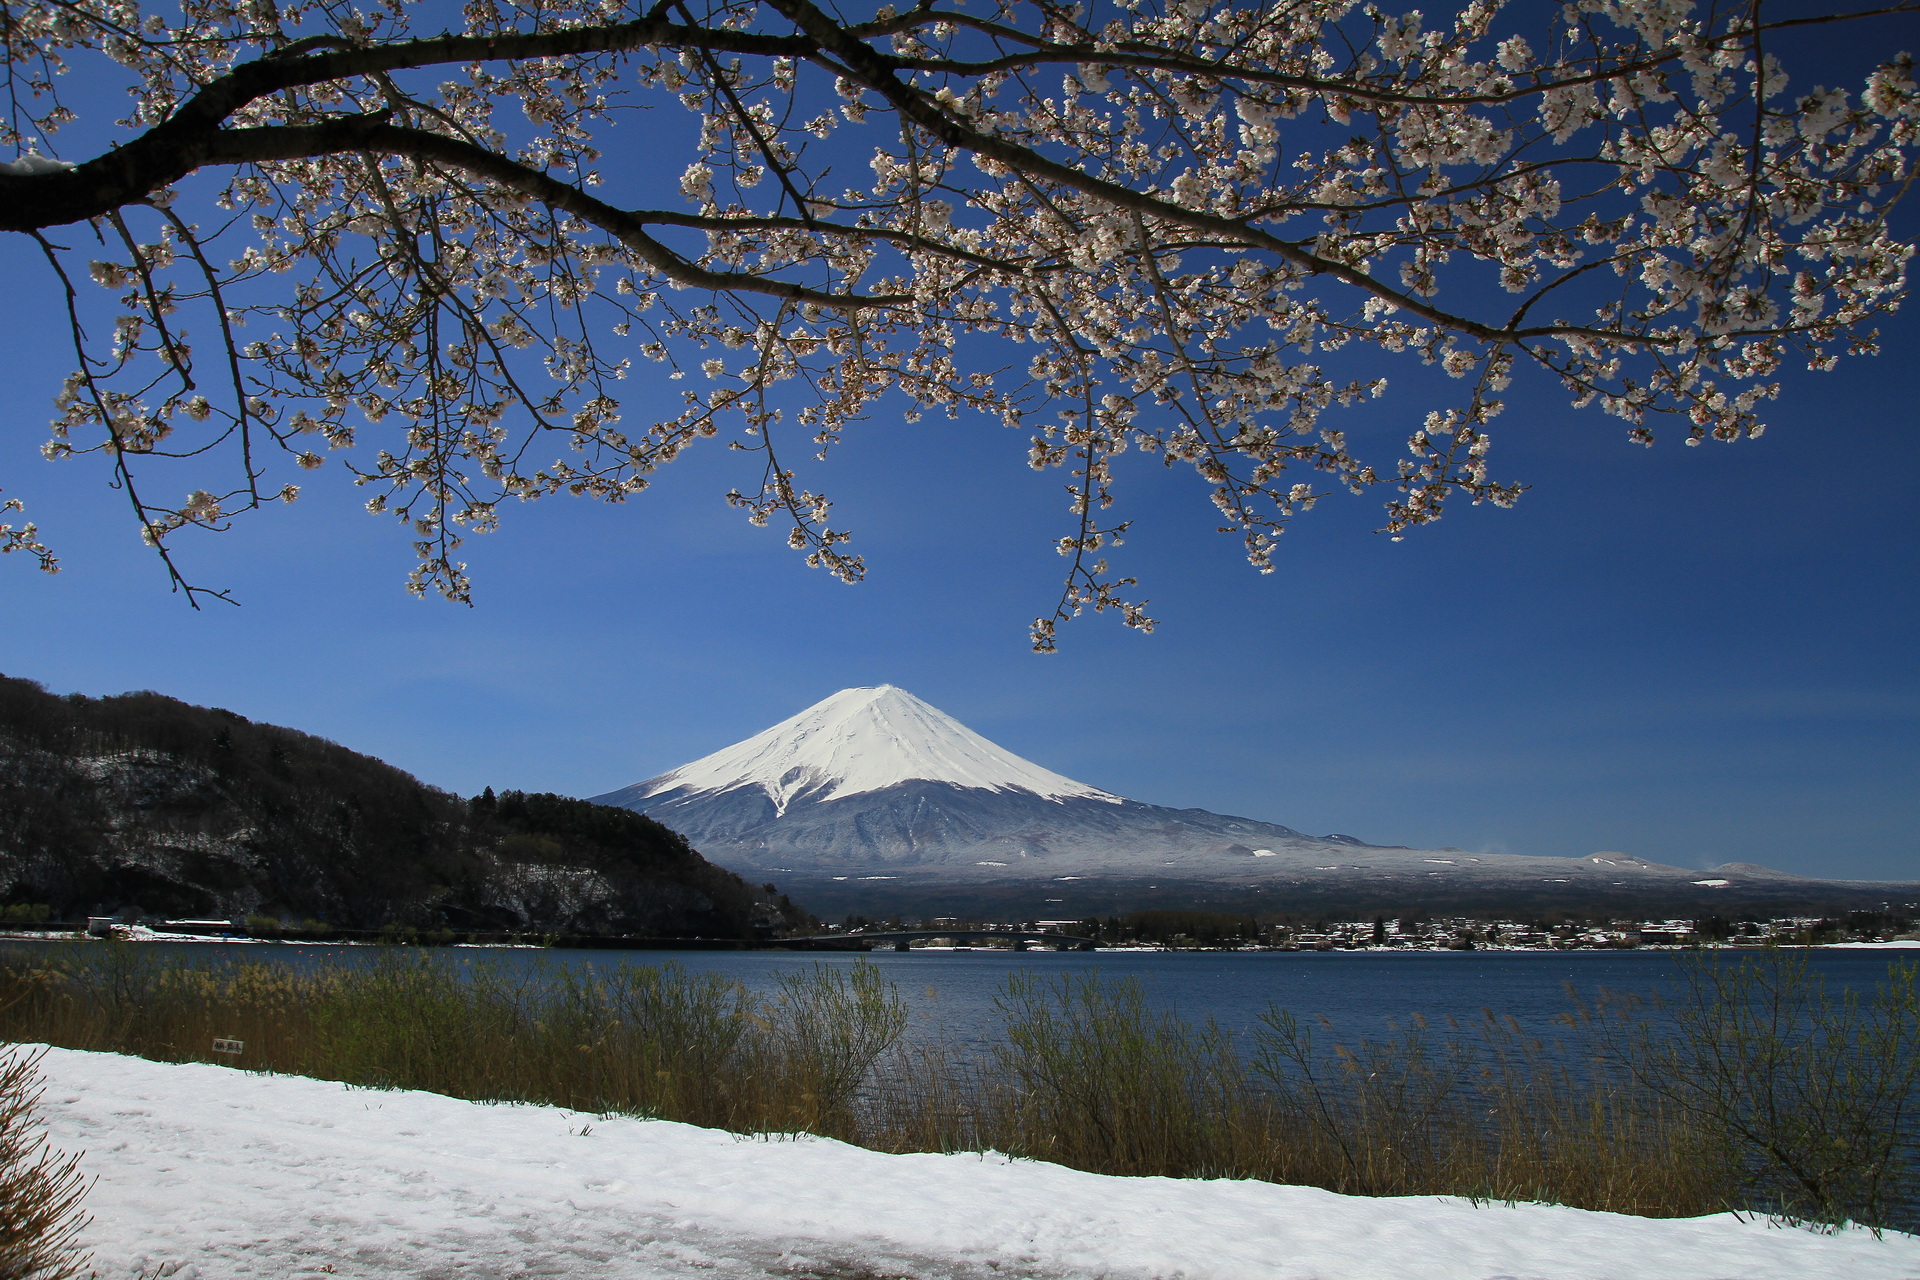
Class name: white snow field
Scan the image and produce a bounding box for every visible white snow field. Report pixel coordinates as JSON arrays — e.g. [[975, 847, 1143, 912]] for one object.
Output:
[[39, 1048, 1920, 1280]]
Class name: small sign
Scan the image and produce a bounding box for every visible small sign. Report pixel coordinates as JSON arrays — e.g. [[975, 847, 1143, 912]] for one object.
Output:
[[211, 1038, 244, 1056]]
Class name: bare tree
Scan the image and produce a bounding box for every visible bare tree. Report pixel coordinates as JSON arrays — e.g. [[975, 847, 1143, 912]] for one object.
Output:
[[0, 0, 1913, 645]]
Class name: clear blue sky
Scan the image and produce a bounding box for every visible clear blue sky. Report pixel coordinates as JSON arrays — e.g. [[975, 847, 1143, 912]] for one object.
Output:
[[0, 9, 1914, 882]]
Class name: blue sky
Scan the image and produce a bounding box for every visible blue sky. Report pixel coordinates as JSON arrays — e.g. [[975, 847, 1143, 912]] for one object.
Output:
[[0, 8, 1915, 882]]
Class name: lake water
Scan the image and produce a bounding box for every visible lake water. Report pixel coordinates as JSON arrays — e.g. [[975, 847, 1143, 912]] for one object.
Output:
[[8, 940, 1913, 1049]]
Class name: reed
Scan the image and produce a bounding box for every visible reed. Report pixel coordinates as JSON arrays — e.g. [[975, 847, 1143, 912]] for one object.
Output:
[[1240, 1005, 1728, 1214], [0, 945, 1911, 1231], [1573, 950, 1920, 1230], [0, 947, 906, 1139], [859, 971, 1728, 1218], [869, 956, 1917, 1229]]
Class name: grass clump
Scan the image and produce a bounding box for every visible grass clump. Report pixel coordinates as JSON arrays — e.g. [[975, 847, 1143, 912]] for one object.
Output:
[[0, 947, 904, 1138], [866, 953, 1920, 1230], [986, 970, 1250, 1177], [862, 971, 1723, 1217], [1577, 952, 1920, 1230]]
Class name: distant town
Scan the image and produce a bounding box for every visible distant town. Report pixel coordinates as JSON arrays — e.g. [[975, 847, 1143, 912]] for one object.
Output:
[[14, 905, 1918, 953], [825, 908, 1920, 951]]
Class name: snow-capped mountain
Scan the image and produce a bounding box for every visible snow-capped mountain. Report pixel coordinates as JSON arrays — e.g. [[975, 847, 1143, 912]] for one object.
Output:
[[608, 685, 1122, 816], [589, 687, 1885, 913], [591, 685, 1324, 875]]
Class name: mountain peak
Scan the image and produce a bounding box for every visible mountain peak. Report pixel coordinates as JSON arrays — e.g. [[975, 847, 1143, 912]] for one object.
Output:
[[627, 686, 1122, 814]]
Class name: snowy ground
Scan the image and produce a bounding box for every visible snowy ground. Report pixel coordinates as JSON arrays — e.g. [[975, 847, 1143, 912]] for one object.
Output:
[[36, 1048, 1920, 1280], [0, 927, 248, 944], [1824, 940, 1920, 949]]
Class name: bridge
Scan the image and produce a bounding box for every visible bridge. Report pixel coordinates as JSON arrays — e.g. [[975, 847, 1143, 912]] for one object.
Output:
[[789, 929, 1099, 951]]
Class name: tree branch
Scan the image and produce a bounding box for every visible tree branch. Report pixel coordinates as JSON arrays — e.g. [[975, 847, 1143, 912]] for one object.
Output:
[[767, 0, 1664, 348]]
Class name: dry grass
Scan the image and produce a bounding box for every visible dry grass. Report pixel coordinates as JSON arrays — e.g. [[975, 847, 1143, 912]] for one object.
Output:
[[866, 959, 1919, 1230], [0, 1048, 91, 1280], [0, 947, 905, 1140], [1575, 952, 1920, 1230], [860, 971, 1728, 1218], [0, 945, 1911, 1232]]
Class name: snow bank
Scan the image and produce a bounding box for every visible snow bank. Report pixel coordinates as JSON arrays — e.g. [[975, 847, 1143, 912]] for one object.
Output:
[[39, 1047, 1920, 1280]]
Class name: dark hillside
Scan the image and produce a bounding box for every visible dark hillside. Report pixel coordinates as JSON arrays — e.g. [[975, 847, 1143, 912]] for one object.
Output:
[[0, 675, 802, 936], [467, 788, 783, 936]]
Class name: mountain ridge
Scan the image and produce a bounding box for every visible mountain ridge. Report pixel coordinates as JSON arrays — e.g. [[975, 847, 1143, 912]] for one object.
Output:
[[0, 674, 798, 935]]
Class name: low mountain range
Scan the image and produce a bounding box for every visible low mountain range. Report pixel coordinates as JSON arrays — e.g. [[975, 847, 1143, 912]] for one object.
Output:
[[0, 674, 804, 937], [595, 686, 1919, 919]]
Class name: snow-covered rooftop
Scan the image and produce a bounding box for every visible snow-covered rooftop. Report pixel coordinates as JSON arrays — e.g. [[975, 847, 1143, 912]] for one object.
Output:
[[635, 685, 1121, 813]]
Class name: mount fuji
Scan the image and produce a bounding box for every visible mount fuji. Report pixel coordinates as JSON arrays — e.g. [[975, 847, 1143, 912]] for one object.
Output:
[[591, 687, 1904, 916], [589, 686, 1336, 874]]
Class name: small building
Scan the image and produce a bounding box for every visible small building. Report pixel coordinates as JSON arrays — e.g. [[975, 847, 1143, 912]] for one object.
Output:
[[162, 919, 238, 935]]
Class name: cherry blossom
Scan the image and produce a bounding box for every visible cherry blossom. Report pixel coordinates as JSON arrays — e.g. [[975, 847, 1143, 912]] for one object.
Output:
[[0, 0, 1910, 645]]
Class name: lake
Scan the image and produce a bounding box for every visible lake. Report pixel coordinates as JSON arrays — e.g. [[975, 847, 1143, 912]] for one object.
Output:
[[6, 940, 1912, 1049]]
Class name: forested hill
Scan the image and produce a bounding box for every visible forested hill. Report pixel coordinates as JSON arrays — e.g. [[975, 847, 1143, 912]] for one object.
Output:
[[0, 675, 807, 936]]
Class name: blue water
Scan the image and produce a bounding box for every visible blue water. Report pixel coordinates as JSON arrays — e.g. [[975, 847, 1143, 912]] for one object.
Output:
[[7, 940, 1912, 1048]]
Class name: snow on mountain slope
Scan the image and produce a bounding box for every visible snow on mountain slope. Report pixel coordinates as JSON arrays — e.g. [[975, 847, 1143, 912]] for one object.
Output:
[[601, 686, 1121, 814]]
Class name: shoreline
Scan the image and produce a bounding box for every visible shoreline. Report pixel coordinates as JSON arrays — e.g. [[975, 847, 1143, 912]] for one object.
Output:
[[2, 932, 1916, 954]]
